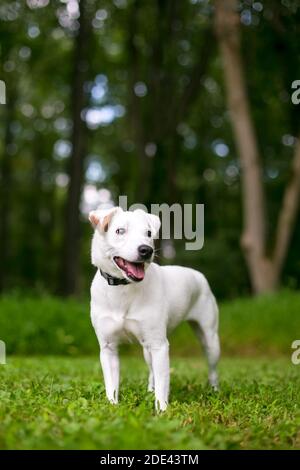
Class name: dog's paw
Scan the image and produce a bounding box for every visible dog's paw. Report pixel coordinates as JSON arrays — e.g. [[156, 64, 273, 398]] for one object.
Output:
[[209, 372, 219, 391], [108, 398, 118, 405], [107, 390, 119, 405], [155, 399, 168, 413]]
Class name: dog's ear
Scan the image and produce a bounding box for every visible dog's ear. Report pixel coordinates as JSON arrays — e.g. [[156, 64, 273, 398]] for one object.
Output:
[[148, 213, 161, 238], [89, 207, 122, 232]]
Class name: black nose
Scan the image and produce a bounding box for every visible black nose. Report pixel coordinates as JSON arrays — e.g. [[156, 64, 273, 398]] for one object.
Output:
[[138, 244, 153, 260]]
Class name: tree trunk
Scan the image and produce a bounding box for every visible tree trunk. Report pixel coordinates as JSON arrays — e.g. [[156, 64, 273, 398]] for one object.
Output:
[[0, 85, 15, 292], [214, 0, 300, 293], [61, 0, 89, 296], [127, 0, 213, 206], [273, 137, 300, 276], [127, 0, 149, 203]]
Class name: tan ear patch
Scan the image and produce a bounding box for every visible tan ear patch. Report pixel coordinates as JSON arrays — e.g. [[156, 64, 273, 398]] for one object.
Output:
[[101, 208, 119, 232], [102, 214, 111, 232], [89, 207, 120, 232], [89, 213, 99, 227]]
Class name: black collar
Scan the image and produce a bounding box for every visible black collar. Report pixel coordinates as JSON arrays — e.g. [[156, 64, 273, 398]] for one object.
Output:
[[99, 269, 130, 286]]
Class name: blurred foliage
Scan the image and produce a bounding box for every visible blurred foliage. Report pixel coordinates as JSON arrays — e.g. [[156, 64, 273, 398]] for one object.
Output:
[[1, 290, 299, 356], [0, 0, 300, 298]]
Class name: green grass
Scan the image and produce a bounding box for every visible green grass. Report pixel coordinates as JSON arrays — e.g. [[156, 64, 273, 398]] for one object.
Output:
[[0, 356, 299, 449], [0, 290, 299, 356]]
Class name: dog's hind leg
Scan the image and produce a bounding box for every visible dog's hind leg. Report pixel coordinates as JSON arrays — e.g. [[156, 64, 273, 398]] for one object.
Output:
[[189, 320, 220, 390], [188, 295, 220, 390], [143, 347, 154, 392]]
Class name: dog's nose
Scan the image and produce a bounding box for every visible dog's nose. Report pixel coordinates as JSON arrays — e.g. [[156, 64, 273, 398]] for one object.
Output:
[[138, 244, 153, 260]]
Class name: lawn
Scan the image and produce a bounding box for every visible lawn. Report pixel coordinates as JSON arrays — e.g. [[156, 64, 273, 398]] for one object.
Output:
[[0, 356, 299, 450]]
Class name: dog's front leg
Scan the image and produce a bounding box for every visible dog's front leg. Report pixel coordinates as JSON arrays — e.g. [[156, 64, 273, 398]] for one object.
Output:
[[143, 347, 154, 392], [151, 341, 170, 412], [99, 341, 119, 405]]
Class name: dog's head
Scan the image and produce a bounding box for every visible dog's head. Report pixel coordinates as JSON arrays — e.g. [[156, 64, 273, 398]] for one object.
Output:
[[89, 207, 161, 283]]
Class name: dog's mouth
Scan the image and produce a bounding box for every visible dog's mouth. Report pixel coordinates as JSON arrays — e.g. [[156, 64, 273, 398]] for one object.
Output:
[[113, 256, 145, 282]]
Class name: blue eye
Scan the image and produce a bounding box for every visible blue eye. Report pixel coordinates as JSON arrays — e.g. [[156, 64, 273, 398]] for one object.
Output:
[[116, 228, 126, 235], [147, 230, 152, 237]]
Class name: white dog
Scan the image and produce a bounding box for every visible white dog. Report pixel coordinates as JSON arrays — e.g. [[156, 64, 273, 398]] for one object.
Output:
[[89, 207, 220, 411]]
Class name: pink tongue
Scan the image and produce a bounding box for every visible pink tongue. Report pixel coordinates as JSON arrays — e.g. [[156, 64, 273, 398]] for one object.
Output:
[[126, 261, 145, 280]]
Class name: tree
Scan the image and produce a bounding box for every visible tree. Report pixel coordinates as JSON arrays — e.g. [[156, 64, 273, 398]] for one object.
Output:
[[214, 0, 300, 293], [61, 0, 90, 295], [0, 81, 16, 292], [125, 0, 214, 206]]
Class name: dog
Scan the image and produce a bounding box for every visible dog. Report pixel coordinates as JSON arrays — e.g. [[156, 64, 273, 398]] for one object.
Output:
[[89, 206, 220, 411]]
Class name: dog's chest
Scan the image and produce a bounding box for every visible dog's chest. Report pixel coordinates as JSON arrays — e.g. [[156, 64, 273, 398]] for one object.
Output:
[[100, 288, 145, 341], [99, 312, 143, 344], [105, 286, 139, 313]]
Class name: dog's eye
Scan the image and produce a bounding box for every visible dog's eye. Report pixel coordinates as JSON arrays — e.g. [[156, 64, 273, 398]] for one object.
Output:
[[116, 228, 125, 235], [147, 230, 152, 237]]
